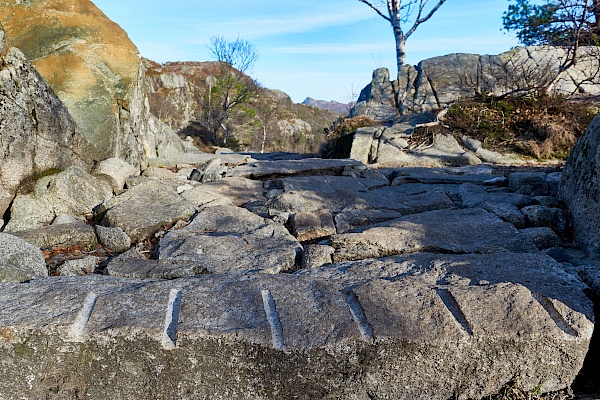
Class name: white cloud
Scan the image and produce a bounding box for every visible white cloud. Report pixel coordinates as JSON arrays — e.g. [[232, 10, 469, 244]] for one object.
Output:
[[191, 4, 374, 39]]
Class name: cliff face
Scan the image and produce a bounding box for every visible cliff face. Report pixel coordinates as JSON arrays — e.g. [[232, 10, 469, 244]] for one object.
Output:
[[0, 0, 184, 167], [144, 60, 338, 153], [0, 22, 90, 216], [353, 46, 600, 120]]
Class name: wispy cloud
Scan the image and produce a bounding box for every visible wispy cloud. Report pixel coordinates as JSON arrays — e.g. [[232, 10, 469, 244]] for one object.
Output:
[[191, 5, 373, 39], [270, 43, 394, 55]]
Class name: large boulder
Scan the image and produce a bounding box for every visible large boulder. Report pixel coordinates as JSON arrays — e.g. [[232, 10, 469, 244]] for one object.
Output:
[[0, 22, 91, 215], [4, 167, 113, 232], [0, 0, 185, 168], [560, 113, 600, 254]]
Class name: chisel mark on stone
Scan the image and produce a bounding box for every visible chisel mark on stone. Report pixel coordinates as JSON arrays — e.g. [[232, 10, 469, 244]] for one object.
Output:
[[161, 288, 182, 350], [436, 288, 473, 336], [345, 290, 374, 342], [532, 292, 578, 337], [261, 290, 284, 350], [68, 292, 98, 341]]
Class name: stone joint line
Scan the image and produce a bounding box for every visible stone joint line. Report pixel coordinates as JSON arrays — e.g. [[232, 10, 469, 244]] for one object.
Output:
[[261, 290, 285, 350], [345, 290, 375, 342], [68, 292, 98, 341], [531, 292, 579, 337], [435, 288, 474, 336], [162, 288, 182, 350]]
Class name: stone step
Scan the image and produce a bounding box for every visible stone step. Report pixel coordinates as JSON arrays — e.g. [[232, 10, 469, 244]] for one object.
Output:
[[0, 250, 593, 399]]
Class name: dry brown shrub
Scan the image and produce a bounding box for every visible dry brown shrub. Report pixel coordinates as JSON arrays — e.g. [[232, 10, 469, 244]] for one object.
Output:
[[320, 115, 378, 158]]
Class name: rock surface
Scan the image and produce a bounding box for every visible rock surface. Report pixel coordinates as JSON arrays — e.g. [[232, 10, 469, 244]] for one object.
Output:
[[0, 0, 185, 167], [560, 113, 600, 255], [0, 233, 48, 282], [4, 167, 113, 232], [353, 47, 600, 118], [0, 157, 597, 399], [0, 22, 91, 215], [158, 205, 302, 274]]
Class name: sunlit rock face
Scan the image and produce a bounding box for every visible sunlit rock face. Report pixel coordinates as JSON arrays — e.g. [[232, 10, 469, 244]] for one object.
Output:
[[0, 21, 91, 216], [0, 0, 184, 167]]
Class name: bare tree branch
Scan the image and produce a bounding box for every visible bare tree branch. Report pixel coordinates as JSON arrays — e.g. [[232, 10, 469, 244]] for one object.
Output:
[[406, 0, 447, 38], [358, 0, 391, 21]]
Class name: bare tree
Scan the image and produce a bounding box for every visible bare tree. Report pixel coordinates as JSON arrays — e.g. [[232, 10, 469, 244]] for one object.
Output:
[[199, 36, 259, 146], [359, 0, 447, 79]]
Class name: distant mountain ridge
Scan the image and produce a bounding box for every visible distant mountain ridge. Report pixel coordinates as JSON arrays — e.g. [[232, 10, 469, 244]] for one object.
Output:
[[302, 97, 353, 115]]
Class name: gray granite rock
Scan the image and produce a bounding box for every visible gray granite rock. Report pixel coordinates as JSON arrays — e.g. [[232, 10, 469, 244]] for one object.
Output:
[[267, 179, 453, 216], [230, 158, 363, 179], [291, 210, 336, 242], [330, 208, 537, 262], [0, 252, 592, 399], [508, 172, 549, 196], [521, 205, 568, 237], [158, 205, 302, 274], [95, 225, 131, 253], [100, 180, 197, 242], [459, 183, 535, 209], [0, 233, 47, 282], [12, 222, 97, 250], [334, 209, 404, 233], [349, 127, 378, 164], [58, 257, 99, 277], [300, 244, 335, 269], [520, 227, 562, 250], [4, 167, 113, 232], [560, 113, 600, 254], [481, 202, 527, 228], [106, 258, 208, 279], [189, 158, 228, 183], [92, 158, 139, 191]]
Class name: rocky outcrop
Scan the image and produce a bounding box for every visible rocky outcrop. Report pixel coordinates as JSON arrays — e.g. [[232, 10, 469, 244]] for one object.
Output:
[[560, 113, 600, 255], [301, 97, 350, 114], [353, 47, 600, 119], [0, 22, 91, 216], [347, 113, 524, 168], [144, 60, 338, 153], [0, 0, 185, 168]]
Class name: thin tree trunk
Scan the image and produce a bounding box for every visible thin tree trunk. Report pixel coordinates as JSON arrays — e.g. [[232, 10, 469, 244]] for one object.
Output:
[[593, 0, 600, 37], [393, 25, 407, 80]]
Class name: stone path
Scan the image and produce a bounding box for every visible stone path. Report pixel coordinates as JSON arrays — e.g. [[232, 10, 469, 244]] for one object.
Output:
[[0, 156, 596, 399]]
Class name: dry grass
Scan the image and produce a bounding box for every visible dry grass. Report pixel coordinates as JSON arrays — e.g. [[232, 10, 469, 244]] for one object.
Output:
[[419, 94, 598, 160], [320, 115, 378, 158]]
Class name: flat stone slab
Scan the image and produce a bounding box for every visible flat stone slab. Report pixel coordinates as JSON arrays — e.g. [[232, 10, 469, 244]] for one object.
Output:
[[230, 158, 363, 179], [100, 180, 197, 242], [0, 253, 592, 399], [459, 183, 536, 209], [13, 222, 97, 249], [331, 208, 538, 262], [180, 176, 265, 207], [158, 205, 302, 274], [267, 181, 453, 215]]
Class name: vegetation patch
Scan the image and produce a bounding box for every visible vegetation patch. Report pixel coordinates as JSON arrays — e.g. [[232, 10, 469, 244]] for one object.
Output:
[[16, 168, 63, 195], [415, 94, 598, 160], [320, 115, 378, 158]]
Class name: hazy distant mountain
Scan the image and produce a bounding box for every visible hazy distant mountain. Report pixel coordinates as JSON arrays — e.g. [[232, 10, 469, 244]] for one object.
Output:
[[302, 97, 353, 115]]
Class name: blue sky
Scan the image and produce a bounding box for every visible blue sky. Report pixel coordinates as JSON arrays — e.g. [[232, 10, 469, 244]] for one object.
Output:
[[92, 0, 521, 103]]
